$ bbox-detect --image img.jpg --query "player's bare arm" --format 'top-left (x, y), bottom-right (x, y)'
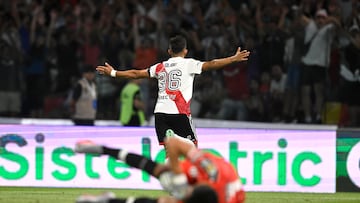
top-left (165, 134), bottom-right (196, 174)
top-left (96, 62), bottom-right (150, 79)
top-left (201, 47), bottom-right (250, 71)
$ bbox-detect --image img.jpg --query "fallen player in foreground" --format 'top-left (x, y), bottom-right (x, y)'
top-left (74, 130), bottom-right (245, 203)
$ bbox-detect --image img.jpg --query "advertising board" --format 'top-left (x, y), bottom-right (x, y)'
top-left (336, 129), bottom-right (360, 192)
top-left (0, 125), bottom-right (336, 192)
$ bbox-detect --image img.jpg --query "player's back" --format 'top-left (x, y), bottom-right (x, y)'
top-left (149, 57), bottom-right (203, 115)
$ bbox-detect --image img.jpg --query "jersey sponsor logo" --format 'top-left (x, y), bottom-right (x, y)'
top-left (158, 95), bottom-right (176, 100)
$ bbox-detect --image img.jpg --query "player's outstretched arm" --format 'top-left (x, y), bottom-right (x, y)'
top-left (161, 133), bottom-right (197, 200)
top-left (96, 62), bottom-right (150, 79)
top-left (202, 47), bottom-right (250, 71)
top-left (165, 132), bottom-right (196, 174)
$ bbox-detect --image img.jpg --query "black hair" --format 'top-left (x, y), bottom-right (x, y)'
top-left (169, 35), bottom-right (187, 54)
top-left (185, 185), bottom-right (218, 203)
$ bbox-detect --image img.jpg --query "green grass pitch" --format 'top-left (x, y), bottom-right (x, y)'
top-left (0, 187), bottom-right (360, 203)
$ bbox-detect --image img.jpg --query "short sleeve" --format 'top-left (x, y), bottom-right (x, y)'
top-left (148, 63), bottom-right (158, 78)
top-left (188, 59), bottom-right (204, 75)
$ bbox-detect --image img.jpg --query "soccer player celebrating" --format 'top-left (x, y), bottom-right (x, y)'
top-left (96, 35), bottom-right (250, 150)
top-left (74, 129), bottom-right (245, 203)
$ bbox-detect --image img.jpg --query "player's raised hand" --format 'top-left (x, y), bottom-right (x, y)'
top-left (96, 62), bottom-right (114, 76)
top-left (234, 47), bottom-right (250, 62)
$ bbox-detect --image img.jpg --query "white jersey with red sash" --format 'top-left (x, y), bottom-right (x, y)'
top-left (149, 57), bottom-right (203, 115)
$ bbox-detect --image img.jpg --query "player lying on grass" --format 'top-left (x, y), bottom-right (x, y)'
top-left (74, 130), bottom-right (245, 203)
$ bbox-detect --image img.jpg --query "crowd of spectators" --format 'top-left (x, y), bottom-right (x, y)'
top-left (0, 0), bottom-right (359, 127)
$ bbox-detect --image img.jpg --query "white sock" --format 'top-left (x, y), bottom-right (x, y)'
top-left (118, 150), bottom-right (128, 161)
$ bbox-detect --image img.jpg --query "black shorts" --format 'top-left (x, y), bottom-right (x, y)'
top-left (154, 113), bottom-right (197, 145)
top-left (301, 64), bottom-right (327, 86)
